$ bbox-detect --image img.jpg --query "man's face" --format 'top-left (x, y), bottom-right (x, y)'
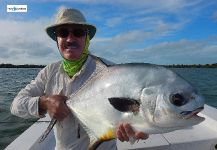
top-left (55, 25), bottom-right (87, 60)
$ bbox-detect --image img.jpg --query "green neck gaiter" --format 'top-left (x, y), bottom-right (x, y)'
top-left (62, 35), bottom-right (90, 77)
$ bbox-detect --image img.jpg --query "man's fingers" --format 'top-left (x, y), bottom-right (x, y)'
top-left (117, 130), bottom-right (124, 142)
top-left (123, 123), bottom-right (135, 137)
top-left (118, 123), bottom-right (129, 141)
top-left (63, 96), bottom-right (68, 102)
top-left (135, 132), bottom-right (149, 140)
top-left (117, 123), bottom-right (149, 142)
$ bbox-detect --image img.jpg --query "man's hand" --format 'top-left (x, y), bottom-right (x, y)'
top-left (116, 123), bottom-right (149, 142)
top-left (39, 95), bottom-right (70, 121)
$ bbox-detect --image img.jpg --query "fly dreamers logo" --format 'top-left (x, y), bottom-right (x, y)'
top-left (7, 5), bottom-right (27, 13)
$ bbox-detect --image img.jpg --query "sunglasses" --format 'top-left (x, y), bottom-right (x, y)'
top-left (55, 28), bottom-right (88, 38)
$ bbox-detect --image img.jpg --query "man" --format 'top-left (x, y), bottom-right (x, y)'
top-left (11, 8), bottom-right (148, 149)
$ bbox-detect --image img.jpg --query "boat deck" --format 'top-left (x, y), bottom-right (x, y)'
top-left (5, 104), bottom-right (217, 150)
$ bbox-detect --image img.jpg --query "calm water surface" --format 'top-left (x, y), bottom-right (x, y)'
top-left (0, 68), bottom-right (41, 150)
top-left (172, 68), bottom-right (217, 108)
top-left (0, 68), bottom-right (216, 149)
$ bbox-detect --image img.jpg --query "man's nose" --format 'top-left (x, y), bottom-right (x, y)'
top-left (66, 32), bottom-right (75, 41)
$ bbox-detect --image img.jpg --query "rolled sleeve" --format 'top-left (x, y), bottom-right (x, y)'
top-left (11, 66), bottom-right (48, 119)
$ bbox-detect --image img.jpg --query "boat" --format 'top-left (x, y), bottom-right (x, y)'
top-left (5, 104), bottom-right (217, 150)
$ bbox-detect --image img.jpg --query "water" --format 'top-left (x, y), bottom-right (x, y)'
top-left (171, 68), bottom-right (217, 108)
top-left (0, 68), bottom-right (217, 149)
top-left (0, 68), bottom-right (41, 150)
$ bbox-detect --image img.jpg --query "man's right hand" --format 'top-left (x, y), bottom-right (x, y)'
top-left (39, 95), bottom-right (70, 121)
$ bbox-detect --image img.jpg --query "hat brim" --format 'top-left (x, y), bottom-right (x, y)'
top-left (45, 22), bottom-right (96, 41)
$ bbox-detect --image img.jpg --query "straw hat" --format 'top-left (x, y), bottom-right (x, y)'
top-left (46, 8), bottom-right (96, 41)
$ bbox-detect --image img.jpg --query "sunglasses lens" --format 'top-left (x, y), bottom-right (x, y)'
top-left (55, 28), bottom-right (86, 38)
top-left (74, 29), bottom-right (86, 37)
top-left (56, 29), bottom-right (69, 38)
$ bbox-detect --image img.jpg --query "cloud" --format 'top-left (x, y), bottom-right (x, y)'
top-left (212, 11), bottom-right (217, 22)
top-left (90, 30), bottom-right (152, 57)
top-left (90, 33), bottom-right (217, 65)
top-left (34, 0), bottom-right (210, 31)
top-left (0, 1), bottom-right (216, 65)
top-left (105, 17), bottom-right (123, 27)
top-left (111, 38), bottom-right (217, 64)
top-left (0, 19), bottom-right (60, 65)
top-left (37, 0), bottom-right (206, 13)
top-left (0, 47), bottom-right (11, 58)
top-left (90, 18), bottom-right (187, 58)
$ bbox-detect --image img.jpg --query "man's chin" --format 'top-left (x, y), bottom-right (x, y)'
top-left (63, 53), bottom-right (81, 61)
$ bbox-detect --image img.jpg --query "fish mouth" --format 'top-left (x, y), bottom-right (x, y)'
top-left (180, 107), bottom-right (204, 119)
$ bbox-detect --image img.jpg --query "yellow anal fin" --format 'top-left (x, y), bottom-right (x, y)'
top-left (100, 128), bottom-right (115, 141)
top-left (88, 129), bottom-right (115, 150)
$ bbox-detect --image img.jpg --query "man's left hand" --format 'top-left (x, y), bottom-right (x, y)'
top-left (116, 123), bottom-right (149, 142)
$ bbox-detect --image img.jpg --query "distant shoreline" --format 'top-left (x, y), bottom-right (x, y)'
top-left (0, 64), bottom-right (45, 68)
top-left (0, 63), bottom-right (217, 68)
top-left (164, 63), bottom-right (217, 68)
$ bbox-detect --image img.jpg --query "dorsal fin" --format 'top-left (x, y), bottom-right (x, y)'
top-left (89, 54), bottom-right (114, 67)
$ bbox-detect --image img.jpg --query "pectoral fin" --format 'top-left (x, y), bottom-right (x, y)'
top-left (108, 97), bottom-right (140, 114)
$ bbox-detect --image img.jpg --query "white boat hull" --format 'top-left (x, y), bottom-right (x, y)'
top-left (5, 104), bottom-right (217, 150)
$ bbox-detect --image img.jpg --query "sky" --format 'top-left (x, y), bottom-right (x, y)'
top-left (0, 0), bottom-right (217, 65)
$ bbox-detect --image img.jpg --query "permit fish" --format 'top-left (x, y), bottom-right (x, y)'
top-left (66, 63), bottom-right (205, 150)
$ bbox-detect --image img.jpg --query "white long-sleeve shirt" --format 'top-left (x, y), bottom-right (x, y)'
top-left (11, 55), bottom-right (117, 150)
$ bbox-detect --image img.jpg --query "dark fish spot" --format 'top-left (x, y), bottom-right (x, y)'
top-left (108, 97), bottom-right (140, 115)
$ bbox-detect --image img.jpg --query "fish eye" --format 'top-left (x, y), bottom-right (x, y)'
top-left (170, 93), bottom-right (187, 107)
